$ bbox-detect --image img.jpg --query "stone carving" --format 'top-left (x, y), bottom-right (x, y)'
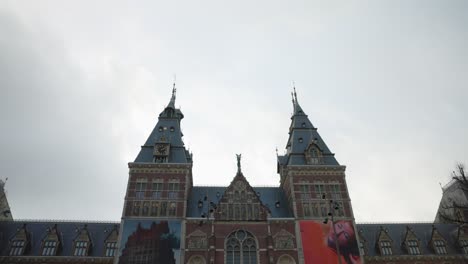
top-left (187, 230), bottom-right (207, 249)
top-left (236, 153), bottom-right (242, 173)
top-left (274, 229), bottom-right (295, 249)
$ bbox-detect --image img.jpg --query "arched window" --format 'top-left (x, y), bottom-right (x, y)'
top-left (226, 230), bottom-right (257, 264)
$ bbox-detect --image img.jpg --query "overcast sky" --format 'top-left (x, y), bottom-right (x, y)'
top-left (1, 0), bottom-right (467, 223)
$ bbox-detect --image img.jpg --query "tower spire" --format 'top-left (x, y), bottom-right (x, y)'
top-left (168, 81), bottom-right (177, 109)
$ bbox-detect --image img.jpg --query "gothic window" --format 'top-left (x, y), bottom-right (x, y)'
top-left (105, 241), bottom-right (117, 257)
top-left (9, 240), bottom-right (26, 256)
top-left (226, 230), bottom-right (257, 264)
top-left (42, 240), bottom-right (57, 256)
top-left (74, 241), bottom-right (88, 256)
top-left (152, 181), bottom-right (163, 199)
top-left (407, 240), bottom-right (420, 255)
top-left (433, 240), bottom-right (447, 254)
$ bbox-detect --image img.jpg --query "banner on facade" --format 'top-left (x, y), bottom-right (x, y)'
top-left (118, 219), bottom-right (181, 264)
top-left (300, 220), bottom-right (361, 264)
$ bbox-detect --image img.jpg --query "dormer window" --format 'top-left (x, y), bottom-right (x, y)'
top-left (39, 224), bottom-right (60, 256)
top-left (433, 240), bottom-right (447, 254)
top-left (379, 241), bottom-right (392, 255)
top-left (42, 240), bottom-right (58, 256)
top-left (9, 224), bottom-right (29, 256)
top-left (298, 137), bottom-right (303, 143)
top-left (74, 241), bottom-right (88, 256)
top-left (73, 225), bottom-right (91, 256)
top-left (158, 126), bottom-right (164, 132)
top-left (170, 126), bottom-right (175, 132)
top-left (105, 241), bottom-right (117, 257)
top-left (9, 240), bottom-right (25, 256)
top-left (301, 122), bottom-right (306, 128)
top-left (407, 240), bottom-right (420, 255)
top-left (460, 240), bottom-right (468, 254)
top-left (103, 225), bottom-right (119, 257)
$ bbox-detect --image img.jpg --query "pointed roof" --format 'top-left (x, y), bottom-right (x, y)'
top-left (134, 84), bottom-right (192, 164)
top-left (278, 87), bottom-right (339, 166)
top-left (214, 171), bottom-right (270, 221)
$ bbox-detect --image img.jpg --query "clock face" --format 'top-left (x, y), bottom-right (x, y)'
top-left (156, 144), bottom-right (168, 155)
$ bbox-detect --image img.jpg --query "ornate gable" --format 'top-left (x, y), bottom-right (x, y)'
top-left (8, 224), bottom-right (30, 256)
top-left (304, 140), bottom-right (324, 165)
top-left (214, 157), bottom-right (269, 221)
top-left (376, 226), bottom-right (393, 255)
top-left (73, 225), bottom-right (92, 256)
top-left (41, 224), bottom-right (61, 256)
top-left (402, 226), bottom-right (421, 255)
top-left (429, 225), bottom-right (448, 254)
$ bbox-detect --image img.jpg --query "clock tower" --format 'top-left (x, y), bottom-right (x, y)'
top-left (117, 84), bottom-right (193, 263)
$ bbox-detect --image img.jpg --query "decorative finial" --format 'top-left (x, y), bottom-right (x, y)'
top-left (236, 154), bottom-right (242, 173)
top-left (275, 147), bottom-right (278, 157)
top-left (293, 85), bottom-right (298, 103)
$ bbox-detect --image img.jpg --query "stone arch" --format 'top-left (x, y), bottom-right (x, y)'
top-left (187, 255), bottom-right (206, 264)
top-left (277, 254), bottom-right (296, 264)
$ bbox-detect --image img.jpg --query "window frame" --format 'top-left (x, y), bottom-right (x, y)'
top-left (9, 240), bottom-right (26, 256)
top-left (379, 240), bottom-right (393, 255)
top-left (41, 240), bottom-right (58, 256)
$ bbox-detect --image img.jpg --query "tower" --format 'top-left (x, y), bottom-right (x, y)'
top-left (118, 84), bottom-right (192, 264)
top-left (277, 88), bottom-right (359, 263)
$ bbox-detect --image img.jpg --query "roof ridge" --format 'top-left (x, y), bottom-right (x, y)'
top-left (0, 219), bottom-right (120, 224)
top-left (356, 221), bottom-right (439, 225)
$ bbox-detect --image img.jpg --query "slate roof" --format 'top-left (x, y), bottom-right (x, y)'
top-left (278, 91), bottom-right (339, 166)
top-left (0, 220), bottom-right (119, 257)
top-left (187, 186), bottom-right (294, 218)
top-left (356, 223), bottom-right (464, 256)
top-left (134, 86), bottom-right (192, 164)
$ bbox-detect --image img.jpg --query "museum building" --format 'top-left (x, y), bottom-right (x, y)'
top-left (0, 86), bottom-right (467, 264)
